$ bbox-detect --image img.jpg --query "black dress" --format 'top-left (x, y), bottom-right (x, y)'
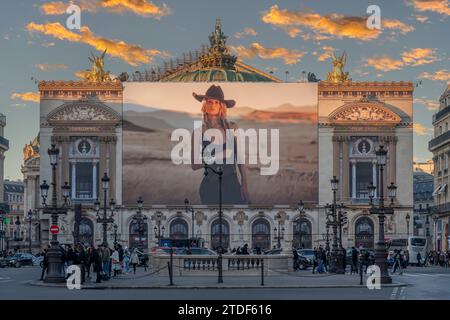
top-left (200, 139), bottom-right (247, 205)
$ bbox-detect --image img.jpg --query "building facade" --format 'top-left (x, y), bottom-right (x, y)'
top-left (2, 180), bottom-right (26, 252)
top-left (28, 21), bottom-right (414, 254)
top-left (429, 85), bottom-right (450, 252)
top-left (0, 113), bottom-right (9, 254)
top-left (413, 171), bottom-right (433, 250)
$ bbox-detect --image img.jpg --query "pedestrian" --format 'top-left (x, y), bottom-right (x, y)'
top-left (85, 246), bottom-right (93, 279)
top-left (351, 247), bottom-right (358, 274)
top-left (392, 249), bottom-right (403, 275)
top-left (312, 247), bottom-right (318, 274)
top-left (131, 249), bottom-right (139, 274)
top-left (292, 249), bottom-right (299, 271)
top-left (39, 248), bottom-right (49, 281)
top-left (241, 244), bottom-right (249, 255)
top-left (92, 245), bottom-right (103, 283)
top-left (417, 252), bottom-right (422, 267)
top-left (102, 244), bottom-right (111, 280)
top-left (111, 248), bottom-right (121, 277)
top-left (123, 247), bottom-right (131, 274)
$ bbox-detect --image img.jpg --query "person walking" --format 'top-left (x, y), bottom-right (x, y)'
top-left (92, 245), bottom-right (103, 283)
top-left (85, 246), bottom-right (93, 279)
top-left (417, 252), bottom-right (422, 267)
top-left (111, 248), bottom-right (121, 277)
top-left (292, 249), bottom-right (299, 271)
top-left (131, 249), bottom-right (139, 275)
top-left (351, 247), bottom-right (358, 274)
top-left (123, 247), bottom-right (131, 274)
top-left (312, 247), bottom-right (318, 274)
top-left (39, 248), bottom-right (49, 281)
top-left (392, 249), bottom-right (403, 275)
top-left (102, 244), bottom-right (111, 280)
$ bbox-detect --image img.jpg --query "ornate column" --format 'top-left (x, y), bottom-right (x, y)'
top-left (93, 161), bottom-right (97, 200)
top-left (71, 161), bottom-right (76, 199)
top-left (0, 154), bottom-right (4, 203)
top-left (342, 137), bottom-right (350, 201)
top-left (372, 160), bottom-right (378, 198)
top-left (351, 159), bottom-right (356, 199)
top-left (109, 137), bottom-right (117, 202)
top-left (99, 138), bottom-right (107, 202)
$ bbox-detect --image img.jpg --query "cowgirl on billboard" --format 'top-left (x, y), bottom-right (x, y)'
top-left (190, 85), bottom-right (249, 205)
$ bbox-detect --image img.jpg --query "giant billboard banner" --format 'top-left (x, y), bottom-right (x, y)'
top-left (123, 83), bottom-right (318, 206)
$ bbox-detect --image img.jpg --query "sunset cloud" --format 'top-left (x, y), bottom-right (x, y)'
top-left (11, 92), bottom-right (40, 103)
top-left (415, 97), bottom-right (440, 111)
top-left (229, 42), bottom-right (306, 65)
top-left (407, 0), bottom-right (450, 16)
top-left (261, 5), bottom-right (413, 41)
top-left (35, 63), bottom-right (68, 71)
top-left (365, 48), bottom-right (439, 71)
top-left (414, 123), bottom-right (433, 135)
top-left (317, 46), bottom-right (335, 61)
top-left (26, 22), bottom-right (169, 66)
top-left (414, 14), bottom-right (430, 23)
top-left (41, 0), bottom-right (171, 18)
top-left (419, 69), bottom-right (450, 82)
top-left (234, 27), bottom-right (258, 39)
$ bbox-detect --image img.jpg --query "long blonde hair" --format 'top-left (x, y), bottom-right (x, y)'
top-left (201, 99), bottom-right (230, 130)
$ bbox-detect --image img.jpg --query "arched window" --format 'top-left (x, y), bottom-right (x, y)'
top-left (210, 219), bottom-right (230, 251)
top-left (169, 218), bottom-right (188, 239)
top-left (252, 219), bottom-right (271, 251)
top-left (293, 218), bottom-right (312, 249)
top-left (129, 218), bottom-right (148, 250)
top-left (79, 217), bottom-right (94, 247)
top-left (355, 217), bottom-right (374, 249)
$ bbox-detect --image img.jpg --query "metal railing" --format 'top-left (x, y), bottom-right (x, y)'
top-left (0, 136), bottom-right (9, 150)
top-left (429, 130), bottom-right (450, 150)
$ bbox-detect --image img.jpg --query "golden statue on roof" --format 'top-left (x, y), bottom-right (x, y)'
top-left (83, 49), bottom-right (112, 82)
top-left (326, 51), bottom-right (349, 83)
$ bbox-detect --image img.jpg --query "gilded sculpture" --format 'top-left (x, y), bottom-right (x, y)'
top-left (83, 49), bottom-right (112, 82)
top-left (326, 51), bottom-right (350, 83)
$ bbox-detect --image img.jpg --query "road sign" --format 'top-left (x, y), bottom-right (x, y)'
top-left (50, 225), bottom-right (59, 234)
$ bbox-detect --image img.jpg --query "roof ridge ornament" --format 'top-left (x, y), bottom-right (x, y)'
top-left (326, 51), bottom-right (350, 83)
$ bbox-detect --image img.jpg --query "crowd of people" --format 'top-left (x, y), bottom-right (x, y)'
top-left (39, 243), bottom-right (147, 283)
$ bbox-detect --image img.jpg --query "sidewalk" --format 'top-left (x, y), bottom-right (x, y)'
top-left (29, 267), bottom-right (407, 289)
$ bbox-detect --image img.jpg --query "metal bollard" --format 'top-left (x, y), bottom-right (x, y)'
top-left (169, 247), bottom-right (174, 285)
top-left (261, 259), bottom-right (264, 286)
top-left (167, 261), bottom-right (173, 286)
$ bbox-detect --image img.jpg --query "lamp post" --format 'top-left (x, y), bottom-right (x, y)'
top-left (14, 216), bottom-right (22, 242)
top-left (405, 213), bottom-right (411, 237)
top-left (153, 211), bottom-right (165, 246)
top-left (203, 163), bottom-right (224, 284)
top-left (27, 210), bottom-right (32, 253)
top-left (184, 198), bottom-right (195, 241)
top-left (133, 197), bottom-right (148, 250)
top-left (326, 176), bottom-right (345, 274)
top-left (113, 224), bottom-right (119, 247)
top-left (94, 173), bottom-right (115, 247)
top-left (40, 144), bottom-right (71, 283)
top-left (367, 145), bottom-right (396, 284)
top-left (296, 200), bottom-right (305, 249)
top-left (274, 214), bottom-right (285, 249)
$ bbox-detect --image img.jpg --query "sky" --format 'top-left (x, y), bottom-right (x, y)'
top-left (0, 0), bottom-right (449, 180)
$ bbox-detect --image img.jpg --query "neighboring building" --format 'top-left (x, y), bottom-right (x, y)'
top-left (413, 171), bottom-right (433, 249)
top-left (28, 20), bottom-right (414, 254)
top-left (413, 160), bottom-right (434, 175)
top-left (3, 180), bottom-right (24, 251)
top-left (428, 84), bottom-right (450, 252)
top-left (0, 113), bottom-right (9, 254)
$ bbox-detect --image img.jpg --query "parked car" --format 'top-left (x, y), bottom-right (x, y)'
top-left (5, 253), bottom-right (35, 267)
top-left (178, 247), bottom-right (217, 255)
top-left (297, 249), bottom-right (315, 264)
top-left (263, 249), bottom-right (283, 255)
top-left (32, 255), bottom-right (44, 267)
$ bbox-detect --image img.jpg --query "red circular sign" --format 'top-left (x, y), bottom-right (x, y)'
top-left (50, 225), bottom-right (59, 234)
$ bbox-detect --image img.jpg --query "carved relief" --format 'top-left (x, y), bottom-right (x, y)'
top-left (48, 102), bottom-right (120, 122)
top-left (233, 211), bottom-right (248, 225)
top-left (194, 211), bottom-right (206, 226)
top-left (330, 103), bottom-right (401, 123)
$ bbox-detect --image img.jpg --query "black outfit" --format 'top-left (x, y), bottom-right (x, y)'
top-left (351, 248), bottom-right (358, 274)
top-left (200, 139), bottom-right (247, 205)
top-left (92, 249), bottom-right (102, 283)
top-left (40, 252), bottom-right (48, 281)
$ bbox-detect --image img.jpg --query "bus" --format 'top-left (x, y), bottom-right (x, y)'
top-left (386, 236), bottom-right (427, 265)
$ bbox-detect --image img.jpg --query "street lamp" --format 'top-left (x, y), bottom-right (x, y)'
top-left (132, 197), bottom-right (148, 250)
top-left (368, 145), bottom-right (396, 284)
top-left (39, 144), bottom-right (71, 283)
top-left (94, 172), bottom-right (115, 247)
top-left (27, 210), bottom-right (32, 253)
top-left (203, 162), bottom-right (224, 284)
top-left (274, 212), bottom-right (285, 249)
top-left (326, 176), bottom-right (345, 274)
top-left (296, 200), bottom-right (305, 249)
top-left (112, 224), bottom-right (120, 247)
top-left (405, 213), bottom-right (411, 237)
top-left (153, 211), bottom-right (165, 246)
top-left (184, 198), bottom-right (195, 241)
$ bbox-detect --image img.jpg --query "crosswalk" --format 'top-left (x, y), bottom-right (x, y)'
top-left (392, 273), bottom-right (450, 278)
top-left (0, 276), bottom-right (13, 283)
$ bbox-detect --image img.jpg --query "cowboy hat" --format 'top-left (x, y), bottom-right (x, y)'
top-left (192, 85), bottom-right (235, 108)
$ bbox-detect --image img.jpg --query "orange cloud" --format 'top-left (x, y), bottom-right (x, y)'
top-left (415, 97), bottom-right (440, 111)
top-left (317, 46), bottom-right (335, 61)
top-left (11, 92), bottom-right (40, 103)
top-left (234, 27), bottom-right (258, 39)
top-left (414, 123), bottom-right (433, 135)
top-left (365, 48), bottom-right (438, 71)
top-left (35, 63), bottom-right (68, 71)
top-left (230, 42), bottom-right (306, 65)
top-left (261, 5), bottom-right (413, 41)
top-left (26, 22), bottom-right (168, 66)
top-left (414, 15), bottom-right (430, 23)
top-left (41, 1), bottom-right (97, 14)
top-left (99, 0), bottom-right (171, 18)
top-left (407, 0), bottom-right (450, 16)
top-left (419, 69), bottom-right (450, 82)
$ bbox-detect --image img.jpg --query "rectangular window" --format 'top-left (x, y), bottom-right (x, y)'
top-left (71, 162), bottom-right (98, 199)
top-left (350, 162), bottom-right (374, 199)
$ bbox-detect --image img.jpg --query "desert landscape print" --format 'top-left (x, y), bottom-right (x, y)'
top-left (123, 83), bottom-right (318, 206)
